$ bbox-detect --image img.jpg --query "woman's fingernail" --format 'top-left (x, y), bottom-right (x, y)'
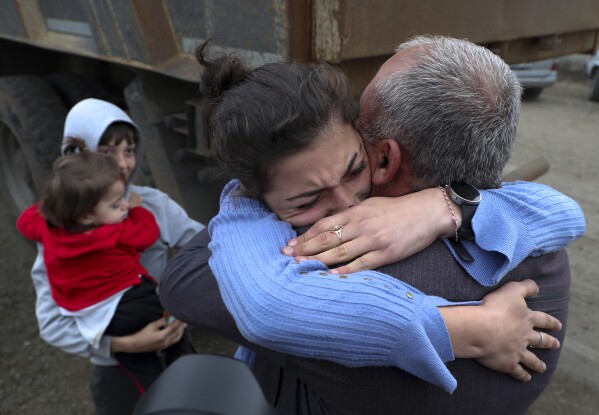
top-left (287, 239), bottom-right (297, 247)
top-left (282, 246), bottom-right (293, 255)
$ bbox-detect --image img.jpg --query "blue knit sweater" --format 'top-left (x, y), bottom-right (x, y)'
top-left (450, 181), bottom-right (586, 285)
top-left (208, 180), bottom-right (585, 393)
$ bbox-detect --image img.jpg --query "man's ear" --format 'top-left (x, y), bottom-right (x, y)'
top-left (371, 139), bottom-right (401, 186)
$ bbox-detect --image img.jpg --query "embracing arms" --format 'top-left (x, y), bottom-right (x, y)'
top-left (285, 181), bottom-right (586, 283)
top-left (166, 180), bottom-right (562, 392)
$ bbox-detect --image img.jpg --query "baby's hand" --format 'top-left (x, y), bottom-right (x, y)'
top-left (129, 192), bottom-right (143, 209)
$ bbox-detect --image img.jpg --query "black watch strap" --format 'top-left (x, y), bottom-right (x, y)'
top-left (458, 203), bottom-right (477, 241)
top-left (449, 238), bottom-right (474, 263)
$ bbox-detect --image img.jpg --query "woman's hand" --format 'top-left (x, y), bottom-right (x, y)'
top-left (282, 188), bottom-right (460, 273)
top-left (111, 317), bottom-right (185, 353)
top-left (441, 279), bottom-right (562, 382)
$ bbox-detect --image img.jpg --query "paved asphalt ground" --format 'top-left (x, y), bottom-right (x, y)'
top-left (0, 60), bottom-right (597, 414)
top-left (507, 73), bottom-right (599, 415)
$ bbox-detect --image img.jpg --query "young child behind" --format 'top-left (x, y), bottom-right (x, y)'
top-left (17, 142), bottom-right (193, 380)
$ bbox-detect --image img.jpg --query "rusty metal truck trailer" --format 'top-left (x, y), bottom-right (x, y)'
top-left (1, 0), bottom-right (598, 223)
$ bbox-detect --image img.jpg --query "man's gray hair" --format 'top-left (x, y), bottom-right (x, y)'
top-left (362, 35), bottom-right (522, 189)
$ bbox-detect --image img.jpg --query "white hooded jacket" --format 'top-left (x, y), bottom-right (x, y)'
top-left (32, 98), bottom-right (204, 365)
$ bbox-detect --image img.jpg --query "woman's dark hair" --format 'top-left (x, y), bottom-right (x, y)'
top-left (98, 122), bottom-right (138, 147)
top-left (196, 41), bottom-right (356, 199)
top-left (40, 147), bottom-right (125, 232)
top-left (62, 122), bottom-right (137, 155)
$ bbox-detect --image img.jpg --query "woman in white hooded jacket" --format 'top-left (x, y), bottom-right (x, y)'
top-left (30, 98), bottom-right (204, 415)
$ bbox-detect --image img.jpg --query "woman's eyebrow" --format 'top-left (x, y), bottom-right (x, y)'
top-left (342, 148), bottom-right (360, 177)
top-left (341, 142), bottom-right (364, 177)
top-left (343, 153), bottom-right (358, 177)
top-left (286, 144), bottom-right (363, 202)
top-left (286, 188), bottom-right (321, 201)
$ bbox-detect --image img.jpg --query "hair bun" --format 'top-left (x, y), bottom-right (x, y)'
top-left (196, 40), bottom-right (249, 100)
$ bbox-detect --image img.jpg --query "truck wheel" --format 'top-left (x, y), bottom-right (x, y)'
top-left (590, 71), bottom-right (599, 102)
top-left (0, 76), bottom-right (67, 219)
top-left (46, 73), bottom-right (122, 108)
top-left (522, 87), bottom-right (544, 100)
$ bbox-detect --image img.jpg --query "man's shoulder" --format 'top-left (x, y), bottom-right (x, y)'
top-left (373, 240), bottom-right (480, 299)
top-left (507, 249), bottom-right (570, 289)
top-left (181, 227), bottom-right (211, 251)
top-left (162, 227), bottom-right (212, 280)
top-left (374, 242), bottom-right (570, 300)
top-left (375, 240), bottom-right (460, 277)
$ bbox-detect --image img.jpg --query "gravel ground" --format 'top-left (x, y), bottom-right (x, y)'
top-left (1, 77), bottom-right (597, 414)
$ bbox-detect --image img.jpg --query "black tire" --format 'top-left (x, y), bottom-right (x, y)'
top-left (46, 72), bottom-right (123, 109)
top-left (522, 87), bottom-right (544, 101)
top-left (0, 76), bottom-right (67, 219)
top-left (590, 70), bottom-right (599, 102)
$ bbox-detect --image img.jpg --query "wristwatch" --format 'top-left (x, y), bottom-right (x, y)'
top-left (445, 182), bottom-right (481, 241)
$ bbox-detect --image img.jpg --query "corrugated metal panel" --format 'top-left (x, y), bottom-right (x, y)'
top-left (1, 0), bottom-right (598, 81)
top-left (313, 0), bottom-right (599, 62)
top-left (89, 0), bottom-right (150, 62)
top-left (39, 0), bottom-right (88, 21)
top-left (0, 1), bottom-right (27, 37)
top-left (168, 0), bottom-right (290, 68)
top-left (0, 0), bottom-right (295, 80)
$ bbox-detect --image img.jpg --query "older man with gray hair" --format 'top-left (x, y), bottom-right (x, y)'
top-left (273, 35), bottom-right (579, 414)
top-left (362, 35), bottom-right (520, 190)
top-left (160, 36), bottom-right (585, 414)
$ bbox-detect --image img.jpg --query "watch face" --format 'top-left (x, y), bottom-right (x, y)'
top-left (451, 182), bottom-right (481, 203)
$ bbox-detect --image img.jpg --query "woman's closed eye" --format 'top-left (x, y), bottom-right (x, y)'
top-left (297, 194), bottom-right (322, 210)
top-left (350, 160), bottom-right (367, 177)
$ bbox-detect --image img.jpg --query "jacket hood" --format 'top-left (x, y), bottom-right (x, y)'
top-left (61, 98), bottom-right (143, 181)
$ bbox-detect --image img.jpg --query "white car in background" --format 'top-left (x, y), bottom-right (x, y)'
top-left (510, 59), bottom-right (558, 100)
top-left (586, 50), bottom-right (599, 102)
